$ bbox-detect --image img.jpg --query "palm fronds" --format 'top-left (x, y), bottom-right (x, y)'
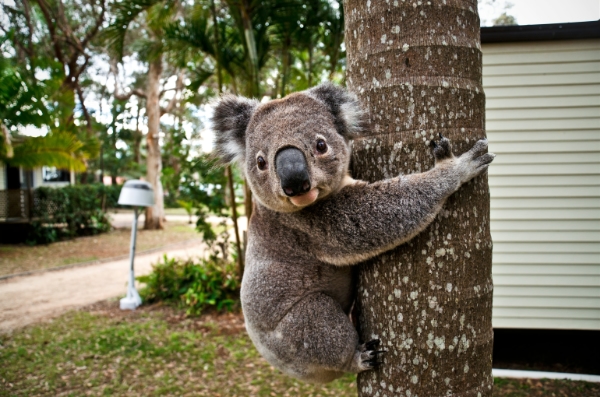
top-left (7, 132), bottom-right (89, 172)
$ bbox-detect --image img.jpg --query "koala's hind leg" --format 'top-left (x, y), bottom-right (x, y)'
top-left (269, 293), bottom-right (383, 383)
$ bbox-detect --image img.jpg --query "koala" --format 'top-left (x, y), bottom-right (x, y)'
top-left (212, 83), bottom-right (495, 383)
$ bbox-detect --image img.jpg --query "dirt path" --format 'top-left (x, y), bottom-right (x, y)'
top-left (0, 244), bottom-right (206, 333)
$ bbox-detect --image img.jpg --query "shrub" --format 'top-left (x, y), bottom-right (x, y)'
top-left (27, 184), bottom-right (114, 244)
top-left (102, 184), bottom-right (122, 209)
top-left (137, 255), bottom-right (240, 315)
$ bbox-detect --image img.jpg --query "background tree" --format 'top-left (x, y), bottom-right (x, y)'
top-left (344, 0), bottom-right (494, 396)
top-left (105, 0), bottom-right (186, 229)
top-left (1, 0), bottom-right (104, 171)
top-left (3, 0), bottom-right (106, 133)
top-left (478, 0), bottom-right (518, 26)
top-left (0, 27), bottom-right (92, 171)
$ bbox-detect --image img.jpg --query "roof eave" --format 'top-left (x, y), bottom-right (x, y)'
top-left (481, 20), bottom-right (600, 43)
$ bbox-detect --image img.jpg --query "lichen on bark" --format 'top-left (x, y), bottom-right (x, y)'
top-left (344, 1), bottom-right (494, 396)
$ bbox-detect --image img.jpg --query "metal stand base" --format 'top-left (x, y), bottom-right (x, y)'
top-left (120, 208), bottom-right (142, 311)
top-left (120, 284), bottom-right (142, 310)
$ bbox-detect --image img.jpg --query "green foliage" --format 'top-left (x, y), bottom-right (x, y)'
top-left (103, 0), bottom-right (161, 60)
top-left (2, 0), bottom-right (104, 152)
top-left (8, 132), bottom-right (89, 171)
top-left (0, 37), bottom-right (94, 168)
top-left (493, 12), bottom-right (518, 26)
top-left (137, 255), bottom-right (240, 315)
top-left (103, 184), bottom-right (124, 209)
top-left (94, 97), bottom-right (146, 183)
top-left (177, 199), bottom-right (195, 224)
top-left (0, 48), bottom-right (50, 132)
top-left (28, 184), bottom-right (118, 244)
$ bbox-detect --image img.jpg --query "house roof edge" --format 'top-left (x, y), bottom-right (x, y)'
top-left (481, 20), bottom-right (600, 43)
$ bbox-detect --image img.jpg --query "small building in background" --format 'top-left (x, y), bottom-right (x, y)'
top-left (0, 162), bottom-right (75, 224)
top-left (482, 20), bottom-right (600, 332)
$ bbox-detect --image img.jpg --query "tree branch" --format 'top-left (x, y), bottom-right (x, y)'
top-left (35, 0), bottom-right (65, 64)
top-left (82, 0), bottom-right (106, 50)
top-left (22, 0), bottom-right (36, 59)
top-left (76, 86), bottom-right (93, 135)
top-left (159, 87), bottom-right (179, 96)
top-left (63, 53), bottom-right (90, 91)
top-left (114, 89), bottom-right (148, 101)
top-left (55, 0), bottom-right (82, 53)
top-left (111, 59), bottom-right (147, 100)
top-left (160, 71), bottom-right (185, 116)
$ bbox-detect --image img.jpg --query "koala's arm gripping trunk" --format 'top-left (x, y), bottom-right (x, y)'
top-left (296, 136), bottom-right (494, 266)
top-left (299, 166), bottom-right (462, 266)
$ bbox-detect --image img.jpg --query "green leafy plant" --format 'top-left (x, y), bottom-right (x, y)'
top-left (27, 184), bottom-right (116, 245)
top-left (137, 255), bottom-right (240, 316)
top-left (177, 199), bottom-right (195, 224)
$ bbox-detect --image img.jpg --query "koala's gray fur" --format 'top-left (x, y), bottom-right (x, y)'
top-left (212, 83), bottom-right (495, 383)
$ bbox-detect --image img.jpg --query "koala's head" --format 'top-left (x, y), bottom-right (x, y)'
top-left (212, 83), bottom-right (366, 213)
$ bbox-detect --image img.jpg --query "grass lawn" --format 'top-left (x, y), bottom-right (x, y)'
top-left (0, 302), bottom-right (356, 397)
top-left (1, 302), bottom-right (598, 397)
top-left (0, 223), bottom-right (200, 278)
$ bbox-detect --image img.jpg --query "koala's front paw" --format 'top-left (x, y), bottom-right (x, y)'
top-left (457, 138), bottom-right (496, 183)
top-left (356, 339), bottom-right (386, 371)
top-left (429, 133), bottom-right (453, 162)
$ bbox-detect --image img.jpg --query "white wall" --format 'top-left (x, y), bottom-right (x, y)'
top-left (32, 167), bottom-right (43, 188)
top-left (483, 39), bottom-right (600, 330)
top-left (0, 162), bottom-right (5, 190)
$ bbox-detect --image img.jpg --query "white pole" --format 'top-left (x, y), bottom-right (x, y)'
top-left (120, 208), bottom-right (142, 310)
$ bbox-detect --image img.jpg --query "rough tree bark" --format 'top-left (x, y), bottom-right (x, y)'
top-left (144, 57), bottom-right (165, 230)
top-left (344, 1), bottom-right (494, 396)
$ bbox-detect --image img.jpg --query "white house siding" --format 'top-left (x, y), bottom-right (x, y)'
top-left (0, 162), bottom-right (5, 190)
top-left (33, 167), bottom-right (43, 188)
top-left (483, 39), bottom-right (600, 330)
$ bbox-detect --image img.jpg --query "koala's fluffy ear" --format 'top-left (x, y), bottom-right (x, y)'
top-left (212, 95), bottom-right (259, 165)
top-left (307, 82), bottom-right (366, 139)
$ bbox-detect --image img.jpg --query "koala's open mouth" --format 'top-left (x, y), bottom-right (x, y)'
top-left (289, 188), bottom-right (319, 207)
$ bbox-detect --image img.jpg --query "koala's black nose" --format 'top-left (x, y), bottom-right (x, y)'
top-left (275, 147), bottom-right (311, 197)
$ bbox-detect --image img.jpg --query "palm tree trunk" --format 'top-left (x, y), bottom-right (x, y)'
top-left (211, 1), bottom-right (244, 278)
top-left (144, 56), bottom-right (165, 230)
top-left (238, 0), bottom-right (257, 222)
top-left (240, 0), bottom-right (259, 97)
top-left (133, 98), bottom-right (143, 165)
top-left (210, 0), bottom-right (223, 92)
top-left (280, 35), bottom-right (291, 98)
top-left (307, 42), bottom-right (314, 87)
top-left (344, 1), bottom-right (494, 396)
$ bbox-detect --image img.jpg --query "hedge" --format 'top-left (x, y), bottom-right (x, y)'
top-left (27, 184), bottom-right (122, 244)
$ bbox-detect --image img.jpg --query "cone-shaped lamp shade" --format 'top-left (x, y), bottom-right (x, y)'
top-left (118, 180), bottom-right (154, 207)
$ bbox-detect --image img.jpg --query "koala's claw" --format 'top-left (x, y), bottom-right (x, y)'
top-left (429, 133), bottom-right (453, 161)
top-left (364, 358), bottom-right (384, 369)
top-left (364, 339), bottom-right (380, 350)
top-left (362, 350), bottom-right (386, 369)
top-left (356, 340), bottom-right (386, 371)
top-left (457, 138), bottom-right (496, 182)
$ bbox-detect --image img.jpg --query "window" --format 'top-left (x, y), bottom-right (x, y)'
top-left (42, 167), bottom-right (70, 183)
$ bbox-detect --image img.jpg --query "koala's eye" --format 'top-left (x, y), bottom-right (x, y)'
top-left (257, 156), bottom-right (267, 170)
top-left (316, 139), bottom-right (328, 154)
